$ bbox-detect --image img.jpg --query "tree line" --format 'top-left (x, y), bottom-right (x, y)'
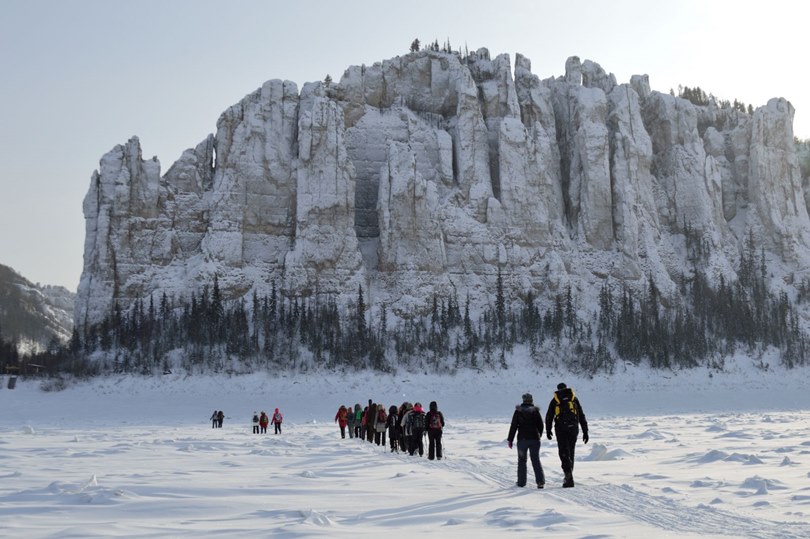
top-left (5, 228), bottom-right (807, 379)
top-left (671, 85), bottom-right (754, 114)
top-left (0, 319), bottom-right (21, 374)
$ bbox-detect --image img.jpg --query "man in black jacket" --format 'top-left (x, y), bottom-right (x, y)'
top-left (545, 383), bottom-right (589, 488)
top-left (425, 401), bottom-right (445, 460)
top-left (507, 392), bottom-right (545, 488)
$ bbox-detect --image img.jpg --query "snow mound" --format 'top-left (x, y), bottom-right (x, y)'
top-left (740, 476), bottom-right (787, 491)
top-left (583, 443), bottom-right (631, 461)
top-left (301, 509), bottom-right (333, 526)
top-left (629, 428), bottom-right (672, 440)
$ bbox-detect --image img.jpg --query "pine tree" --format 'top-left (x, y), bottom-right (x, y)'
top-left (598, 282), bottom-right (613, 338)
top-left (379, 303), bottom-right (387, 342)
top-left (211, 275), bottom-right (224, 343)
top-left (564, 285), bottom-right (576, 336)
top-left (356, 284), bottom-right (367, 344)
top-left (496, 267), bottom-right (505, 337)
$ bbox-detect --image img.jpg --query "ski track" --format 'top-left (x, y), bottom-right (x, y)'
top-left (546, 483), bottom-right (810, 539)
top-left (374, 436), bottom-right (810, 539)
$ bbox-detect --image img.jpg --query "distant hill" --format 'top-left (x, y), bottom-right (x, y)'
top-left (0, 264), bottom-right (75, 353)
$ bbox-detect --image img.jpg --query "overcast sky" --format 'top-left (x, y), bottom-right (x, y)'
top-left (1, 0), bottom-right (807, 290)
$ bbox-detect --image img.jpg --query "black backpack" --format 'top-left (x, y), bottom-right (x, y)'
top-left (409, 411), bottom-right (426, 430)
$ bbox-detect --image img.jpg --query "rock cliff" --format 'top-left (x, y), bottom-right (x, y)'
top-left (76, 49), bottom-right (810, 328)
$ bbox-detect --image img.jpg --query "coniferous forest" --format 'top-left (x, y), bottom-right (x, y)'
top-left (5, 227), bottom-right (807, 379)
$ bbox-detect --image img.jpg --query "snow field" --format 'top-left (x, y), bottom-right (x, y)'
top-left (1, 361), bottom-right (809, 537)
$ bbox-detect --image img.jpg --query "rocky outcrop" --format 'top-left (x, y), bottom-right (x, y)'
top-left (75, 49), bottom-right (810, 329)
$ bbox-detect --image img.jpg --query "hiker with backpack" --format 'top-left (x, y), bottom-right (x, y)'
top-left (545, 383), bottom-right (589, 488)
top-left (335, 405), bottom-right (349, 438)
top-left (259, 411), bottom-right (269, 434)
top-left (353, 404), bottom-right (363, 439)
top-left (425, 401), bottom-right (445, 460)
top-left (386, 405), bottom-right (401, 452)
top-left (405, 402), bottom-right (426, 456)
top-left (507, 392), bottom-right (546, 488)
top-left (252, 412), bottom-right (260, 434)
top-left (272, 408), bottom-right (283, 434)
top-left (360, 406), bottom-right (369, 440)
top-left (374, 403), bottom-right (388, 446)
top-left (398, 402), bottom-right (412, 452)
top-left (210, 410), bottom-right (219, 428)
top-left (366, 402), bottom-right (378, 443)
top-left (345, 404), bottom-right (356, 438)
top-left (217, 410), bottom-right (224, 428)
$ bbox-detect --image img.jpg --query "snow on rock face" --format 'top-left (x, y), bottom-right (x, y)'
top-left (284, 82), bottom-right (365, 301)
top-left (748, 98), bottom-right (810, 262)
top-left (76, 50), bottom-right (810, 327)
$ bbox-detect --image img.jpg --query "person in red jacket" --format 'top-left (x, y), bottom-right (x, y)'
top-left (272, 408), bottom-right (283, 434)
top-left (259, 411), bottom-right (269, 434)
top-left (335, 405), bottom-right (349, 438)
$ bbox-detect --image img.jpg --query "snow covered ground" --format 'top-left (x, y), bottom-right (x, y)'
top-left (1, 357), bottom-right (810, 538)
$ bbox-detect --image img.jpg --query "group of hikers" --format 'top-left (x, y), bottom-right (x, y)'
top-left (507, 383), bottom-right (589, 488)
top-left (209, 410), bottom-right (225, 428)
top-left (332, 382), bottom-right (589, 489)
top-left (251, 409), bottom-right (284, 434)
top-left (209, 382), bottom-right (588, 489)
top-left (334, 399), bottom-right (446, 460)
top-left (208, 409), bottom-right (284, 433)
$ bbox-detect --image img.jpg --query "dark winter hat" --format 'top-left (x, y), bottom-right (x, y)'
top-left (522, 392), bottom-right (533, 404)
top-left (429, 401), bottom-right (437, 411)
top-left (557, 383), bottom-right (567, 390)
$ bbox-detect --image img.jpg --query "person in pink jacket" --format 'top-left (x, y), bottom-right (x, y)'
top-left (272, 408), bottom-right (283, 434)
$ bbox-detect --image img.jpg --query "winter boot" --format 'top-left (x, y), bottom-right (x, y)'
top-left (562, 471), bottom-right (574, 488)
top-left (537, 482), bottom-right (544, 489)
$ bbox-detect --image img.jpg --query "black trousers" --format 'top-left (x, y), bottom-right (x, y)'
top-left (409, 429), bottom-right (424, 456)
top-left (427, 429), bottom-right (443, 460)
top-left (516, 439), bottom-right (544, 486)
top-left (374, 430), bottom-right (386, 446)
top-left (555, 427), bottom-right (579, 473)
